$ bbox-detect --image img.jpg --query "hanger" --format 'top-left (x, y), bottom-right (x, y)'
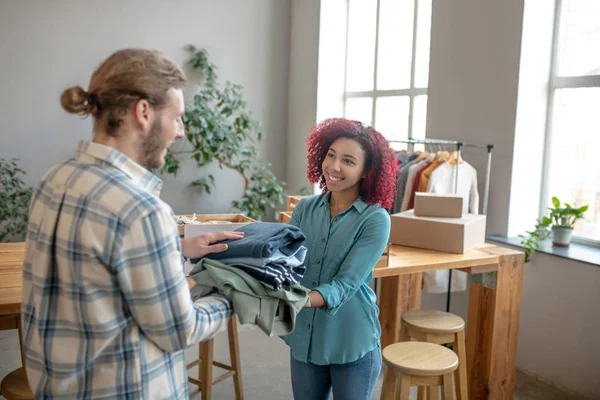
top-left (413, 150), bottom-right (429, 162)
top-left (448, 151), bottom-right (464, 164)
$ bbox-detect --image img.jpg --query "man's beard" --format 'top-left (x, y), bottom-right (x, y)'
top-left (139, 117), bottom-right (168, 169)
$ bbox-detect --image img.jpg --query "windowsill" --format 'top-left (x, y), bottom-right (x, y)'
top-left (486, 235), bottom-right (600, 267)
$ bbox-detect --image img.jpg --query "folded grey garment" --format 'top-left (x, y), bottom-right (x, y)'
top-left (190, 284), bottom-right (217, 302)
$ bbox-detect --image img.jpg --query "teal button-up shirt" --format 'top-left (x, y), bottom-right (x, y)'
top-left (281, 193), bottom-right (391, 365)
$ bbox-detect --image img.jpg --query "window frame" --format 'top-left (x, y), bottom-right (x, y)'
top-left (341, 0), bottom-right (429, 139)
top-left (540, 0), bottom-right (600, 246)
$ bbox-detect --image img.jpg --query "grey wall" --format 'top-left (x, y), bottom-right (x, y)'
top-left (285, 0), bottom-right (320, 193)
top-left (0, 0), bottom-right (290, 215)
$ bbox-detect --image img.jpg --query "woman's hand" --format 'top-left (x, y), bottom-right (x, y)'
top-left (181, 231), bottom-right (245, 259)
top-left (307, 290), bottom-right (326, 308)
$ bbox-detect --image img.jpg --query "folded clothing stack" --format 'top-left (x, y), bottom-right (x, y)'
top-left (189, 259), bottom-right (310, 336)
top-left (188, 222), bottom-right (310, 335)
top-left (190, 222), bottom-right (307, 289)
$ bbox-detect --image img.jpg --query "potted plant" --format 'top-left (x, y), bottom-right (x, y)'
top-left (158, 45), bottom-right (286, 221)
top-left (0, 158), bottom-right (33, 242)
top-left (518, 217), bottom-right (551, 263)
top-left (519, 196), bottom-right (588, 261)
top-left (548, 196), bottom-right (588, 247)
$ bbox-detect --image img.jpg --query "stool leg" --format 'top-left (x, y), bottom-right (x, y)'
top-left (454, 330), bottom-right (468, 400)
top-left (200, 339), bottom-right (214, 400)
top-left (427, 386), bottom-right (439, 400)
top-left (380, 366), bottom-right (397, 400)
top-left (227, 316), bottom-right (243, 400)
top-left (17, 316), bottom-right (25, 368)
top-left (417, 386), bottom-right (428, 400)
top-left (442, 373), bottom-right (454, 400)
top-left (395, 372), bottom-right (411, 400)
top-left (399, 323), bottom-right (410, 342)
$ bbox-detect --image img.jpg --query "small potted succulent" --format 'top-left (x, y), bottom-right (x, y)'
top-left (548, 196), bottom-right (588, 247)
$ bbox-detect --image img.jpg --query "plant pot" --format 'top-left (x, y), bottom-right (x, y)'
top-left (552, 227), bottom-right (573, 247)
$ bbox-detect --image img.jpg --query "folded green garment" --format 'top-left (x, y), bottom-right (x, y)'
top-left (189, 258), bottom-right (310, 336)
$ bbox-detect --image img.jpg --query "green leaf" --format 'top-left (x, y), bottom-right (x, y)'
top-left (551, 196), bottom-right (560, 208)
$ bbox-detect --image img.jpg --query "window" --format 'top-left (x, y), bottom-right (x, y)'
top-left (341, 0), bottom-right (432, 148)
top-left (543, 0), bottom-right (600, 243)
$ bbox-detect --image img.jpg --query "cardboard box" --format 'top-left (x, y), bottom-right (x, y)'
top-left (389, 210), bottom-right (486, 254)
top-left (414, 192), bottom-right (463, 218)
top-left (177, 214), bottom-right (255, 237)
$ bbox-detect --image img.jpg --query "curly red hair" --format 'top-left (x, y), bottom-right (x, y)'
top-left (306, 118), bottom-right (398, 209)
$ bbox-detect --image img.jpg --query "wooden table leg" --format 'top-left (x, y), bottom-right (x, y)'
top-left (378, 273), bottom-right (422, 349)
top-left (466, 249), bottom-right (524, 399)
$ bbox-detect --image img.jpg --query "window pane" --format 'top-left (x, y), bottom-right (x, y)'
top-left (346, 0), bottom-right (377, 91)
top-left (557, 0), bottom-right (600, 76)
top-left (376, 0), bottom-right (414, 90)
top-left (374, 96), bottom-right (409, 141)
top-left (414, 0), bottom-right (432, 88)
top-left (546, 88), bottom-right (600, 241)
top-left (412, 95), bottom-right (428, 140)
top-left (345, 97), bottom-right (373, 125)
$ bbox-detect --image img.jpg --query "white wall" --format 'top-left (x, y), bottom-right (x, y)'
top-left (285, 0), bottom-right (320, 193)
top-left (0, 0), bottom-right (291, 215)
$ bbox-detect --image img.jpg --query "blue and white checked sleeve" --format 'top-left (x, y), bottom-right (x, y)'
top-left (115, 208), bottom-right (232, 351)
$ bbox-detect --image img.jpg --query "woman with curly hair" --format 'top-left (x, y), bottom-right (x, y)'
top-left (281, 118), bottom-right (398, 399)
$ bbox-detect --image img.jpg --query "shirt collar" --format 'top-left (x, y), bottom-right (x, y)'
top-left (318, 192), bottom-right (368, 214)
top-left (75, 140), bottom-right (163, 196)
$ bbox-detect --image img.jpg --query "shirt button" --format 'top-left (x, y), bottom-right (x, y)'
top-left (333, 217), bottom-right (338, 222)
top-left (321, 238), bottom-right (326, 243)
top-left (312, 281), bottom-right (317, 287)
top-left (316, 259), bottom-right (321, 264)
top-left (307, 324), bottom-right (311, 329)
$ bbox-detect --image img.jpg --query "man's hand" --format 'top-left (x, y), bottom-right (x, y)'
top-left (181, 231), bottom-right (245, 259)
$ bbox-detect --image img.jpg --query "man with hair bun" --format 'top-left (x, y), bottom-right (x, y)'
top-left (21, 48), bottom-right (243, 399)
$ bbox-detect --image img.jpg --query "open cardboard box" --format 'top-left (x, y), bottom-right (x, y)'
top-left (286, 195), bottom-right (305, 211)
top-left (278, 211), bottom-right (293, 224)
top-left (177, 213), bottom-right (255, 237)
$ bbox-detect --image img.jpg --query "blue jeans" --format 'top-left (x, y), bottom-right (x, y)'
top-left (290, 348), bottom-right (382, 400)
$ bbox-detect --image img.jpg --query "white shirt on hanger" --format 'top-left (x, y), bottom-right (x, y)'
top-left (426, 160), bottom-right (479, 214)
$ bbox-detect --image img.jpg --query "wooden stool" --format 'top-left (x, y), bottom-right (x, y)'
top-left (0, 368), bottom-right (34, 400)
top-left (382, 342), bottom-right (457, 400)
top-left (399, 310), bottom-right (468, 400)
top-left (187, 315), bottom-right (243, 400)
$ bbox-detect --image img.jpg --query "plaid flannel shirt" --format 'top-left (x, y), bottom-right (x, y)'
top-left (21, 141), bottom-right (232, 399)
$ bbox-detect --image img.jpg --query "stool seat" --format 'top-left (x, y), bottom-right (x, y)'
top-left (383, 341), bottom-right (458, 377)
top-left (0, 367), bottom-right (34, 400)
top-left (402, 309), bottom-right (465, 333)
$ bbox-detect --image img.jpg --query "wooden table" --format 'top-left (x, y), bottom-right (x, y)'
top-left (0, 241), bottom-right (524, 399)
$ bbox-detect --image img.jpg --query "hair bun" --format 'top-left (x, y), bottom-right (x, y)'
top-left (60, 86), bottom-right (97, 116)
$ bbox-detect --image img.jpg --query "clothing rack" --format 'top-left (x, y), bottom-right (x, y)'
top-left (388, 138), bottom-right (495, 313)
